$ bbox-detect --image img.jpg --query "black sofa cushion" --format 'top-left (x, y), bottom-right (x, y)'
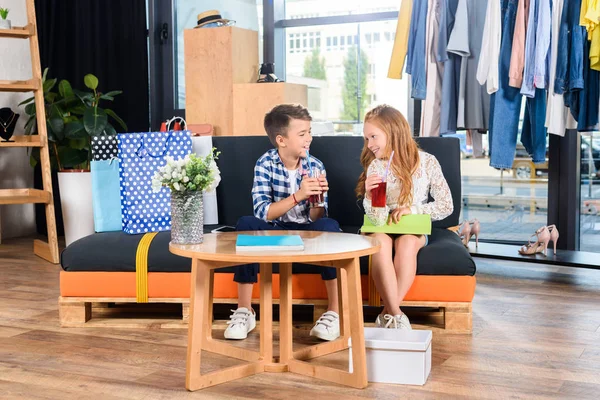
top-left (61, 228), bottom-right (475, 276)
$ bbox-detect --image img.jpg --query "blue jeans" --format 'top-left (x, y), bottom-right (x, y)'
top-left (233, 216), bottom-right (340, 283)
top-left (406, 0), bottom-right (428, 100)
top-left (489, 0), bottom-right (547, 169)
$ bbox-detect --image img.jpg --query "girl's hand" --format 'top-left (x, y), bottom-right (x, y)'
top-left (388, 206), bottom-right (411, 225)
top-left (365, 174), bottom-right (382, 199)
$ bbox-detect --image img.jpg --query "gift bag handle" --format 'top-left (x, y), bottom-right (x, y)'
top-left (135, 132), bottom-right (175, 159)
top-left (167, 116), bottom-right (187, 131)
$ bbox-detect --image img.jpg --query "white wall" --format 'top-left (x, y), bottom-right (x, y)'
top-left (0, 0), bottom-right (37, 239)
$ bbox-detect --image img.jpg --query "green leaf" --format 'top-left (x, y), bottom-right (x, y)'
top-left (49, 117), bottom-right (64, 136)
top-left (64, 121), bottom-right (86, 139)
top-left (103, 122), bottom-right (117, 136)
top-left (43, 78), bottom-right (57, 93)
top-left (18, 96), bottom-right (35, 106)
top-left (84, 74), bottom-right (98, 90)
top-left (103, 90), bottom-right (122, 98)
top-left (24, 116), bottom-right (36, 134)
top-left (70, 105), bottom-right (87, 115)
top-left (83, 107), bottom-right (108, 136)
top-left (25, 103), bottom-right (36, 116)
top-left (42, 68), bottom-right (48, 83)
top-left (99, 94), bottom-right (114, 101)
top-left (58, 80), bottom-right (74, 99)
top-left (45, 92), bottom-right (58, 103)
top-left (59, 147), bottom-right (88, 169)
top-left (105, 109), bottom-right (127, 131)
top-left (68, 138), bottom-right (88, 150)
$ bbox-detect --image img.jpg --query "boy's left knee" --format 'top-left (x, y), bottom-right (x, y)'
top-left (311, 217), bottom-right (340, 232)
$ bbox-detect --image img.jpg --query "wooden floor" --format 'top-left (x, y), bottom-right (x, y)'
top-left (2, 238), bottom-right (600, 399)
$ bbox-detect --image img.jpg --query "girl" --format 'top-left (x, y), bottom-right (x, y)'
top-left (356, 105), bottom-right (453, 329)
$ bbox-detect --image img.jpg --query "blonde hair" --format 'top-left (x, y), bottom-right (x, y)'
top-left (355, 105), bottom-right (419, 207)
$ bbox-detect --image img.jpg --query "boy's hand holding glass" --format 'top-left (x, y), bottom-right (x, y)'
top-left (388, 206), bottom-right (412, 225)
top-left (297, 175), bottom-right (322, 201)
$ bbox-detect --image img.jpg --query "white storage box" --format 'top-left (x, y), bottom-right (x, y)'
top-left (349, 328), bottom-right (432, 385)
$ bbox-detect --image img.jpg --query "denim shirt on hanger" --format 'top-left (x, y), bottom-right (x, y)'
top-left (406, 0), bottom-right (428, 100)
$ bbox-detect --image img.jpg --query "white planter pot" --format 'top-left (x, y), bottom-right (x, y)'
top-left (58, 171), bottom-right (95, 246)
top-left (0, 19), bottom-right (11, 29)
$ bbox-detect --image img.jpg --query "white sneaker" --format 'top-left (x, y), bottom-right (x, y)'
top-left (395, 314), bottom-right (412, 330)
top-left (224, 307), bottom-right (256, 340)
top-left (310, 311), bottom-right (340, 341)
top-left (380, 313), bottom-right (412, 330)
top-left (375, 313), bottom-right (385, 327)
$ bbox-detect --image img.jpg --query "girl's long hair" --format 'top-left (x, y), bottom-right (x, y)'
top-left (355, 105), bottom-right (420, 207)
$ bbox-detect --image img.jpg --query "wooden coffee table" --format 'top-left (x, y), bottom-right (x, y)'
top-left (169, 230), bottom-right (380, 391)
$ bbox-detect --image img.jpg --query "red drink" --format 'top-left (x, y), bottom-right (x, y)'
top-left (371, 182), bottom-right (387, 207)
top-left (310, 192), bottom-right (325, 208)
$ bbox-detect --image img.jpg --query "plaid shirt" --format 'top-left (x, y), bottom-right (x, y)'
top-left (252, 149), bottom-right (328, 222)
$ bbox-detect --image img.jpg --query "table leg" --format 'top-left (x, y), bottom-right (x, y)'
top-left (259, 263), bottom-right (273, 363)
top-left (186, 258), bottom-right (210, 390)
top-left (287, 257), bottom-right (368, 389)
top-left (186, 259), bottom-right (263, 391)
top-left (279, 262), bottom-right (293, 364)
top-left (337, 267), bottom-right (350, 339)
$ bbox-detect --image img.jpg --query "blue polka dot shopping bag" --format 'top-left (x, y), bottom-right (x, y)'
top-left (118, 131), bottom-right (192, 234)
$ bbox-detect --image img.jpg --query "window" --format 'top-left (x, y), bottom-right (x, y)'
top-left (285, 20), bottom-right (408, 134)
top-left (374, 32), bottom-right (380, 42)
top-left (327, 37), bottom-right (331, 47)
top-left (284, 0), bottom-right (400, 19)
top-left (580, 131), bottom-right (600, 252)
top-left (385, 32), bottom-right (391, 41)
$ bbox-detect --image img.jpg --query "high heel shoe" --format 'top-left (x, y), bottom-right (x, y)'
top-left (518, 226), bottom-right (550, 255)
top-left (547, 224), bottom-right (559, 255)
top-left (457, 219), bottom-right (480, 248)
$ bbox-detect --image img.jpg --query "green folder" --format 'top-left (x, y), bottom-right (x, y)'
top-left (361, 214), bottom-right (432, 235)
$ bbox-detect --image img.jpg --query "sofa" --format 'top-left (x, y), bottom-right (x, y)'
top-left (59, 136), bottom-right (476, 333)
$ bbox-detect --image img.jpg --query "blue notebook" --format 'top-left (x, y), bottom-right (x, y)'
top-left (235, 234), bottom-right (305, 251)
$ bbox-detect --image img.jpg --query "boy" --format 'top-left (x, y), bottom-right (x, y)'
top-left (225, 104), bottom-right (341, 341)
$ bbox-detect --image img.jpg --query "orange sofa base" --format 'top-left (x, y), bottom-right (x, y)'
top-left (59, 271), bottom-right (476, 303)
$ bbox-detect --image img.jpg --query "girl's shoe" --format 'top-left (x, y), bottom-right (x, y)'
top-left (518, 226), bottom-right (551, 256)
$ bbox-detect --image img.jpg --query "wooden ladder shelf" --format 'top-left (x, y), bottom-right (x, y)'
top-left (0, 0), bottom-right (60, 264)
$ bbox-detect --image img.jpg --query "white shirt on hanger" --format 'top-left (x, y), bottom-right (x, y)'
top-left (476, 0), bottom-right (501, 94)
top-left (545, 0), bottom-right (577, 136)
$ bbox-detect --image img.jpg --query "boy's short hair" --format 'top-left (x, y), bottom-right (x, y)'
top-left (264, 104), bottom-right (312, 147)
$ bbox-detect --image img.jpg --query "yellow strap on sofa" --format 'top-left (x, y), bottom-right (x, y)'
top-left (136, 232), bottom-right (158, 303)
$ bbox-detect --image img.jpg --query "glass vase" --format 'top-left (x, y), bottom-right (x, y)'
top-left (170, 190), bottom-right (204, 244)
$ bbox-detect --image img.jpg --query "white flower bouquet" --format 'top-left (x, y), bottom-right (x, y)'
top-left (152, 148), bottom-right (221, 193)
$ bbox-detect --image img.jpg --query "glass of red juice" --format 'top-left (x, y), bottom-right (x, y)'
top-left (371, 181), bottom-right (387, 207)
top-left (309, 169), bottom-right (326, 208)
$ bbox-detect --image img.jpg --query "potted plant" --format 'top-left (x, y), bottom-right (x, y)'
top-left (20, 69), bottom-right (127, 245)
top-left (0, 8), bottom-right (10, 29)
top-left (152, 151), bottom-right (221, 244)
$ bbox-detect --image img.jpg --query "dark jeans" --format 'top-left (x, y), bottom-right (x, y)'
top-left (233, 216), bottom-right (340, 283)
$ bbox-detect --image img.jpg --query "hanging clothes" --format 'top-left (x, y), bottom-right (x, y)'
top-left (476, 0), bottom-right (502, 94)
top-left (420, 0), bottom-right (444, 136)
top-left (556, 0), bottom-right (599, 130)
top-left (388, 0), bottom-right (414, 79)
top-left (545, 0), bottom-right (578, 136)
top-left (437, 0), bottom-right (461, 134)
top-left (583, 1), bottom-right (600, 70)
top-left (509, 0), bottom-right (530, 88)
top-left (406, 0), bottom-right (429, 99)
top-left (489, 0), bottom-right (547, 169)
top-left (447, 0), bottom-right (490, 130)
top-left (520, 0), bottom-right (552, 97)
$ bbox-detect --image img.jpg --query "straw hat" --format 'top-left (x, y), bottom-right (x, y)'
top-left (194, 10), bottom-right (234, 28)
